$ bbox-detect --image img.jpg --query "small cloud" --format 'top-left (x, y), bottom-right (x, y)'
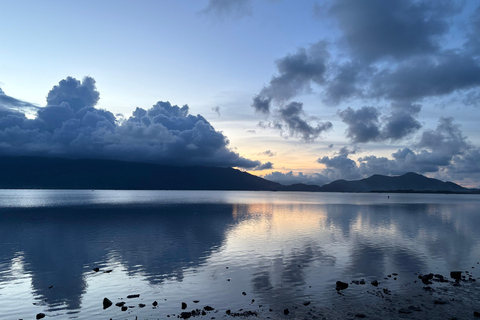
top-left (211, 106), bottom-right (221, 116)
top-left (260, 150), bottom-right (276, 157)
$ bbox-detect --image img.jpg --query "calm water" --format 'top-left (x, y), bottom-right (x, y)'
top-left (1, 190), bottom-right (480, 319)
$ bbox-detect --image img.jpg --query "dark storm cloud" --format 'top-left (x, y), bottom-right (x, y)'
top-left (338, 102), bottom-right (422, 144)
top-left (465, 6), bottom-right (480, 56)
top-left (381, 102), bottom-right (422, 140)
top-left (251, 95), bottom-right (271, 114)
top-left (338, 106), bottom-right (380, 143)
top-left (268, 101), bottom-right (332, 142)
top-left (371, 53), bottom-right (480, 101)
top-left (202, 0), bottom-right (252, 19)
top-left (329, 0), bottom-right (456, 62)
top-left (0, 76), bottom-right (262, 169)
top-left (252, 41), bottom-right (329, 114)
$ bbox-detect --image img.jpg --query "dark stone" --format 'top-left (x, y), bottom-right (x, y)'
top-left (121, 306), bottom-right (128, 311)
top-left (450, 271), bottom-right (462, 281)
top-left (359, 279), bottom-right (365, 285)
top-left (226, 310), bottom-right (231, 315)
top-left (284, 308), bottom-right (289, 315)
top-left (36, 314), bottom-right (46, 320)
top-left (355, 314), bottom-right (366, 318)
top-left (335, 281), bottom-right (348, 290)
top-left (103, 297), bottom-right (113, 309)
top-left (182, 302), bottom-right (188, 309)
top-left (93, 267), bottom-right (100, 272)
top-left (193, 300), bottom-right (199, 303)
top-left (474, 311), bottom-right (480, 317)
top-left (152, 301), bottom-right (158, 306)
top-left (204, 306), bottom-right (214, 311)
top-left (434, 299), bottom-right (447, 305)
top-left (303, 301), bottom-right (311, 306)
top-left (116, 302), bottom-right (125, 307)
top-left (180, 312), bottom-right (192, 319)
top-left (202, 310), bottom-right (206, 315)
top-left (242, 292), bottom-right (246, 295)
top-left (139, 303), bottom-right (146, 308)
top-left (371, 280), bottom-right (379, 287)
top-left (419, 273), bottom-right (434, 285)
top-left (127, 294), bottom-right (140, 299)
top-left (103, 270), bottom-right (113, 273)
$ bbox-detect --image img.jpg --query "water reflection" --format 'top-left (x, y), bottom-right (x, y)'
top-left (0, 191), bottom-right (479, 318)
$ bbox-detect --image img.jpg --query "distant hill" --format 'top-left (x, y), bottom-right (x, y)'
top-left (318, 172), bottom-right (473, 193)
top-left (0, 156), bottom-right (281, 191)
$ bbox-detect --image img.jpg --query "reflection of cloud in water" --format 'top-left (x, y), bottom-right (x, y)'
top-left (0, 204), bottom-right (236, 310)
top-left (1, 193), bottom-right (480, 317)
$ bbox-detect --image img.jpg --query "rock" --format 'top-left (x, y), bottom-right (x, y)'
top-left (242, 291), bottom-right (246, 296)
top-left (152, 301), bottom-right (158, 306)
top-left (180, 312), bottom-right (192, 319)
top-left (204, 306), bottom-right (214, 311)
top-left (355, 313), bottom-right (366, 318)
top-left (284, 308), bottom-right (289, 315)
top-left (121, 306), bottom-right (128, 311)
top-left (116, 302), bottom-right (125, 307)
top-left (48, 285), bottom-right (54, 289)
top-left (127, 294), bottom-right (140, 299)
top-left (335, 281), bottom-right (349, 290)
top-left (103, 269), bottom-right (113, 273)
top-left (193, 300), bottom-right (199, 303)
top-left (93, 267), bottom-right (100, 272)
top-left (226, 310), bottom-right (231, 315)
top-left (182, 302), bottom-right (187, 309)
top-left (303, 301), bottom-right (311, 306)
top-left (419, 273), bottom-right (434, 285)
top-left (450, 271), bottom-right (462, 281)
top-left (434, 299), bottom-right (447, 305)
top-left (36, 313), bottom-right (46, 320)
top-left (359, 279), bottom-right (365, 285)
top-left (371, 280), bottom-right (379, 287)
top-left (474, 311), bottom-right (480, 317)
top-left (139, 303), bottom-right (146, 308)
top-left (103, 297), bottom-right (113, 309)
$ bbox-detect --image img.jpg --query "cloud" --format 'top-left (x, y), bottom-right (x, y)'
top-left (0, 76), bottom-right (262, 169)
top-left (338, 106), bottom-right (380, 143)
top-left (201, 0), bottom-right (253, 19)
top-left (370, 53), bottom-right (480, 101)
top-left (329, 0), bottom-right (456, 62)
top-left (260, 150), bottom-right (276, 157)
top-left (317, 151), bottom-right (361, 181)
top-left (263, 101), bottom-right (332, 142)
top-left (251, 95), bottom-right (271, 115)
top-left (381, 102), bottom-right (422, 140)
top-left (254, 41), bottom-right (329, 112)
top-left (252, 161), bottom-right (273, 171)
top-left (0, 87), bottom-right (39, 111)
top-left (263, 171), bottom-right (329, 186)
top-left (211, 106), bottom-right (221, 116)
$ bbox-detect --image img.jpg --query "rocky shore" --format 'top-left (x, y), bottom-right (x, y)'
top-left (30, 265), bottom-right (480, 320)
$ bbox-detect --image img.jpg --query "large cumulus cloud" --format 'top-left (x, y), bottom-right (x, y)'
top-left (0, 76), bottom-right (264, 169)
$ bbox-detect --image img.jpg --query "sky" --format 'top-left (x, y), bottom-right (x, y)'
top-left (1, 0), bottom-right (480, 187)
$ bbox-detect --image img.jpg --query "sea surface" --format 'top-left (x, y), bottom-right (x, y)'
top-left (1, 190), bottom-right (480, 319)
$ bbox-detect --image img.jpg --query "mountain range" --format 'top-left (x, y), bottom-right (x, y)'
top-left (0, 156), bottom-right (477, 193)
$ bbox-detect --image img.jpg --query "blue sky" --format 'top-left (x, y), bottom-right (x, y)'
top-left (1, 0), bottom-right (480, 187)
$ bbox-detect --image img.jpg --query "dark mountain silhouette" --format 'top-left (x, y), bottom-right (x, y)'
top-left (0, 156), bottom-right (281, 190)
top-left (0, 157), bottom-right (476, 193)
top-left (318, 172), bottom-right (472, 193)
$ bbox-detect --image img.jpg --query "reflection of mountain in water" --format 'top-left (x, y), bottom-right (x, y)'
top-left (0, 204), bottom-right (236, 310)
